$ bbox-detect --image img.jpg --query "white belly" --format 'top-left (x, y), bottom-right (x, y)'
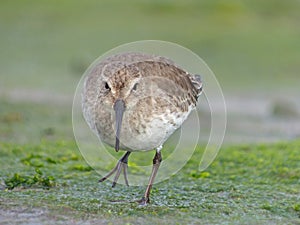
top-left (115, 108), bottom-right (193, 151)
top-left (88, 103), bottom-right (195, 152)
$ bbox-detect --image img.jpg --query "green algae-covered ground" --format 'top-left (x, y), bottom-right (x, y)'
top-left (1, 140), bottom-right (299, 224)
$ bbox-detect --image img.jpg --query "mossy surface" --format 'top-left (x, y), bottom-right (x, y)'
top-left (1, 140), bottom-right (299, 224)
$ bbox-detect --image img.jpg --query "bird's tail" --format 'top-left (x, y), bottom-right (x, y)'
top-left (189, 74), bottom-right (203, 97)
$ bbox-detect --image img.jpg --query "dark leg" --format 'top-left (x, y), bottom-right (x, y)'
top-left (99, 151), bottom-right (131, 187)
top-left (139, 150), bottom-right (162, 205)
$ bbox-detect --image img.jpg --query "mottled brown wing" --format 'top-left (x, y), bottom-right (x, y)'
top-left (131, 60), bottom-right (202, 108)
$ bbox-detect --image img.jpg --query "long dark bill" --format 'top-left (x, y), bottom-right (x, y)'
top-left (113, 99), bottom-right (125, 152)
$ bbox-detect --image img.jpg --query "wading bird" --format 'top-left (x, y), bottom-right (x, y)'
top-left (82, 52), bottom-right (202, 205)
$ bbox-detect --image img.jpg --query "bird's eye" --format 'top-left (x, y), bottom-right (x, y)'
top-left (104, 82), bottom-right (111, 91)
top-left (132, 83), bottom-right (138, 91)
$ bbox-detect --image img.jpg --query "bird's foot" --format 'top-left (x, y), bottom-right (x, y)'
top-left (137, 197), bottom-right (150, 206)
top-left (99, 160), bottom-right (129, 187)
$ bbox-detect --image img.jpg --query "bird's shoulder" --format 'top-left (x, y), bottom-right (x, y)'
top-left (132, 60), bottom-right (202, 100)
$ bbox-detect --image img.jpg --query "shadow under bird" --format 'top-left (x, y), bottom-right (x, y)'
top-left (82, 52), bottom-right (202, 205)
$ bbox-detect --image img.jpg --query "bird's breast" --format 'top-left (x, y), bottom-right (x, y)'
top-left (94, 102), bottom-right (193, 152)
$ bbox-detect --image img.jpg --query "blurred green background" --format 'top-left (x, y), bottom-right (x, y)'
top-left (1, 0), bottom-right (300, 92)
top-left (1, 0), bottom-right (299, 144)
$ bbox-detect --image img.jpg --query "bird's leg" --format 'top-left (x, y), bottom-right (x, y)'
top-left (139, 150), bottom-right (162, 205)
top-left (99, 151), bottom-right (131, 187)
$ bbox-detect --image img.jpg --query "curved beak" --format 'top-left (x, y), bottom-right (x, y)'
top-left (113, 99), bottom-right (125, 152)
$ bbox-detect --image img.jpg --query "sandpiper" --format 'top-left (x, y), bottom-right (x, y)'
top-left (82, 52), bottom-right (202, 205)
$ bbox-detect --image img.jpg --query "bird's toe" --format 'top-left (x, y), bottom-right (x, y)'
top-left (138, 197), bottom-right (150, 206)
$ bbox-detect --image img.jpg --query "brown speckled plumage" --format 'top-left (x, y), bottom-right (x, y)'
top-left (82, 52), bottom-right (202, 204)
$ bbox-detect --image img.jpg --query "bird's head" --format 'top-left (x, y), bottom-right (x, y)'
top-left (101, 65), bottom-right (142, 152)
